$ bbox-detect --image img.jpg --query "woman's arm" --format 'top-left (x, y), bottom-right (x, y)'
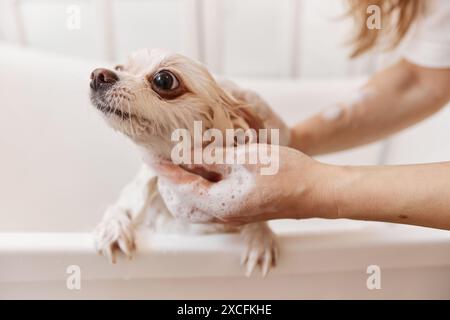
top-left (329, 162), bottom-right (450, 230)
top-left (291, 60), bottom-right (450, 155)
top-left (156, 145), bottom-right (450, 230)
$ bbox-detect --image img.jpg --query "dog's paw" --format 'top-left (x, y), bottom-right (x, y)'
top-left (240, 223), bottom-right (279, 277)
top-left (93, 207), bottom-right (136, 263)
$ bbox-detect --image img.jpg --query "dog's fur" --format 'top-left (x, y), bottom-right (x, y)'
top-left (90, 48), bottom-right (290, 276)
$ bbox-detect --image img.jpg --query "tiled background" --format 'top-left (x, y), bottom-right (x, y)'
top-left (0, 0), bottom-right (400, 79)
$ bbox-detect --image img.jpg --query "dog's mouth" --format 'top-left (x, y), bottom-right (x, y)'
top-left (90, 90), bottom-right (155, 139)
top-left (90, 93), bottom-right (130, 120)
top-left (95, 104), bottom-right (130, 119)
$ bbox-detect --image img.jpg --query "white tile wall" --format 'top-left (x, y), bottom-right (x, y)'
top-left (221, 0), bottom-right (293, 77)
top-left (17, 0), bottom-right (101, 59)
top-left (0, 0), bottom-right (385, 78)
top-left (113, 0), bottom-right (186, 61)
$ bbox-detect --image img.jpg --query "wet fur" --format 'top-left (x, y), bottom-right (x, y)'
top-left (91, 49), bottom-right (290, 276)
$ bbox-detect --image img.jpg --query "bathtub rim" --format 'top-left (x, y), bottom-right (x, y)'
top-left (1, 222), bottom-right (449, 282)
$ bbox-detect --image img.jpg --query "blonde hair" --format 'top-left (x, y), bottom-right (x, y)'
top-left (347, 0), bottom-right (424, 57)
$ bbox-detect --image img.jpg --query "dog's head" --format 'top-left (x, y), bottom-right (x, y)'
top-left (90, 48), bottom-right (260, 158)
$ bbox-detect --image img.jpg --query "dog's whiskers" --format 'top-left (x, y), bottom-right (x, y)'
top-left (126, 99), bottom-right (136, 137)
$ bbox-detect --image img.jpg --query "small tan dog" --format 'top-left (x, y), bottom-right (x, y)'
top-left (90, 48), bottom-right (290, 276)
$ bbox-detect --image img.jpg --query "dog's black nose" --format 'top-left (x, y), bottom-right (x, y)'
top-left (90, 68), bottom-right (118, 91)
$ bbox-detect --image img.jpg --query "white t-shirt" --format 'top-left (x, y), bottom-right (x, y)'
top-left (403, 0), bottom-right (450, 68)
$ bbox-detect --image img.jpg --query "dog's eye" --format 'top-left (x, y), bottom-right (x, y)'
top-left (114, 65), bottom-right (124, 71)
top-left (152, 70), bottom-right (179, 91)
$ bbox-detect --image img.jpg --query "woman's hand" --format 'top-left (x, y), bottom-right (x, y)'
top-left (155, 144), bottom-right (339, 224)
top-left (155, 143), bottom-right (450, 230)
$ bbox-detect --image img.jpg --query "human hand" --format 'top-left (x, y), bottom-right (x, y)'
top-left (155, 144), bottom-right (339, 224)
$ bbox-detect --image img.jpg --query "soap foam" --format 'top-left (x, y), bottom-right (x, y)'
top-left (321, 105), bottom-right (343, 121)
top-left (321, 88), bottom-right (376, 122)
top-left (346, 88), bottom-right (375, 106)
top-left (158, 165), bottom-right (256, 222)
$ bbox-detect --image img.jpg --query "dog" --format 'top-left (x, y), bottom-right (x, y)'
top-left (90, 48), bottom-right (290, 276)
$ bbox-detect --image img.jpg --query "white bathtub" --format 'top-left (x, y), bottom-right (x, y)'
top-left (0, 44), bottom-right (449, 299)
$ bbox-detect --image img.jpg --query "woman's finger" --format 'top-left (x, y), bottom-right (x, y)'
top-left (181, 163), bottom-right (232, 182)
top-left (155, 161), bottom-right (213, 188)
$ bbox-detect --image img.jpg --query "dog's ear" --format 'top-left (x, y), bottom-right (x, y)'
top-left (231, 104), bottom-right (264, 132)
top-left (206, 80), bottom-right (265, 145)
top-left (215, 81), bottom-right (265, 131)
top-left (210, 79), bottom-right (291, 146)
